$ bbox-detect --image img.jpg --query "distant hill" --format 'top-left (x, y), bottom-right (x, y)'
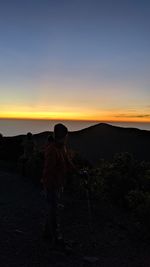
top-left (68, 123), bottom-right (150, 163)
top-left (1, 123), bottom-right (150, 164)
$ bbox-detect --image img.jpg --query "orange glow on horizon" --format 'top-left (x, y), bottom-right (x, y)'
top-left (0, 111), bottom-right (150, 123)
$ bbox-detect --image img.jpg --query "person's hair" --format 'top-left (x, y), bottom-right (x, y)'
top-left (54, 124), bottom-right (68, 140)
top-left (27, 132), bottom-right (33, 140)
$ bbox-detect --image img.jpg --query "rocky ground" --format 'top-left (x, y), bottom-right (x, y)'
top-left (0, 170), bottom-right (150, 267)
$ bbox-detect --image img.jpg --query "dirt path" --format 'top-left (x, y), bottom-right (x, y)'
top-left (0, 170), bottom-right (150, 267)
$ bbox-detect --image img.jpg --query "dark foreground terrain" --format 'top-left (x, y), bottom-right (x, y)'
top-left (1, 170), bottom-right (150, 267)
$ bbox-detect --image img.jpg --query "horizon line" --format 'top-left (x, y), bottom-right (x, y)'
top-left (0, 117), bottom-right (150, 124)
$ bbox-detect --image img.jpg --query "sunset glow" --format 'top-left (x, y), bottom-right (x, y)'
top-left (0, 109), bottom-right (150, 123)
top-left (0, 0), bottom-right (149, 124)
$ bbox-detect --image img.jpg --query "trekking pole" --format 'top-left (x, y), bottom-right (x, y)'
top-left (80, 168), bottom-right (95, 244)
top-left (82, 169), bottom-right (93, 232)
top-left (80, 169), bottom-right (99, 263)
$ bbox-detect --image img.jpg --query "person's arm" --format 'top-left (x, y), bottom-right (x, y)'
top-left (41, 147), bottom-right (57, 188)
top-left (66, 148), bottom-right (78, 174)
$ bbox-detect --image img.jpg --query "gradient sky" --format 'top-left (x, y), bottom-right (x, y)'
top-left (0, 0), bottom-right (150, 121)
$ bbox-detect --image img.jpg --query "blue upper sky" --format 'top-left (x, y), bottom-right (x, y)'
top-left (0, 0), bottom-right (150, 121)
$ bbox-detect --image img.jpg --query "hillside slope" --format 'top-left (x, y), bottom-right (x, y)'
top-left (68, 123), bottom-right (150, 163)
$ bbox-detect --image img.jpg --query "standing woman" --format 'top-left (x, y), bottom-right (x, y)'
top-left (41, 123), bottom-right (74, 247)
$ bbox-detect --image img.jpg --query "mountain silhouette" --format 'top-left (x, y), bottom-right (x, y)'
top-left (68, 123), bottom-right (150, 163)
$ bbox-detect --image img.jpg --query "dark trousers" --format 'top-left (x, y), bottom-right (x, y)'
top-left (45, 187), bottom-right (64, 240)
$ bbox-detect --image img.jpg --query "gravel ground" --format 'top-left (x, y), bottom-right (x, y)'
top-left (0, 170), bottom-right (150, 267)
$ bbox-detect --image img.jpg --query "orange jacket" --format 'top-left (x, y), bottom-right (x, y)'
top-left (42, 142), bottom-right (73, 190)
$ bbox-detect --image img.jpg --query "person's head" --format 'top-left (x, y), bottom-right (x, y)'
top-left (54, 124), bottom-right (68, 144)
top-left (26, 132), bottom-right (33, 140)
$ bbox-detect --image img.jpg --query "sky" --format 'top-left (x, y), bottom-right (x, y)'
top-left (0, 0), bottom-right (150, 122)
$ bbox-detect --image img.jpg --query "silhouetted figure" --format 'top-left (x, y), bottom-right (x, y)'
top-left (41, 124), bottom-right (74, 248)
top-left (23, 132), bottom-right (35, 159)
top-left (19, 132), bottom-right (36, 176)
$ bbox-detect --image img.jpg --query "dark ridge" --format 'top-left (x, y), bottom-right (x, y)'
top-left (1, 123), bottom-right (150, 164)
top-left (68, 123), bottom-right (150, 163)
top-left (72, 122), bottom-right (149, 134)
